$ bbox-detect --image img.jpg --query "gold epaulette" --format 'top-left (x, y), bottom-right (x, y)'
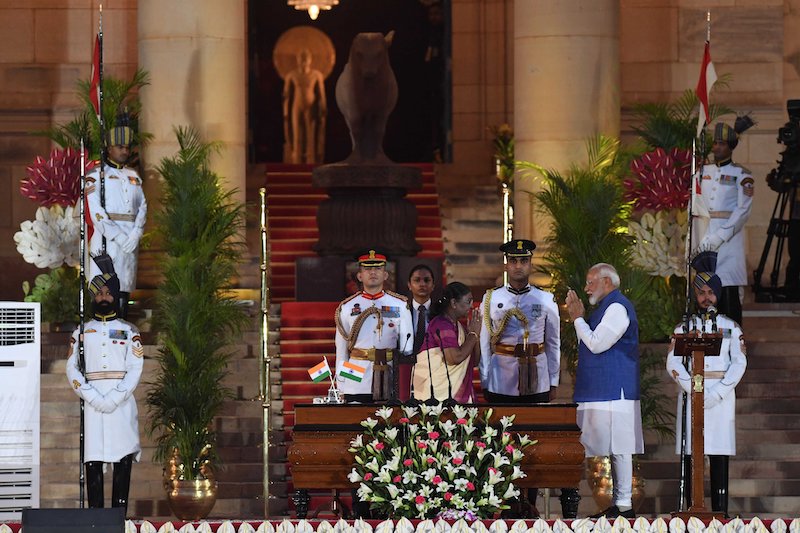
top-left (334, 292), bottom-right (361, 338)
top-left (385, 290), bottom-right (408, 302)
top-left (731, 162), bottom-right (752, 175)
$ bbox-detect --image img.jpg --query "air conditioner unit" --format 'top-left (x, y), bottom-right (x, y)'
top-left (0, 302), bottom-right (40, 521)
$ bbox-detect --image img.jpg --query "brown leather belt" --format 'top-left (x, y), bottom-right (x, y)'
top-left (494, 343), bottom-right (544, 357)
top-left (709, 211), bottom-right (732, 219)
top-left (350, 348), bottom-right (394, 362)
top-left (704, 371), bottom-right (725, 379)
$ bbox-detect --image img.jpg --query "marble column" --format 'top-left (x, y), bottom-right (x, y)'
top-left (138, 0), bottom-right (247, 204)
top-left (513, 0), bottom-right (620, 243)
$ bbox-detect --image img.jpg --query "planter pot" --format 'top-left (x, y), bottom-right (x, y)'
top-left (164, 478), bottom-right (218, 520)
top-left (586, 456), bottom-right (645, 512)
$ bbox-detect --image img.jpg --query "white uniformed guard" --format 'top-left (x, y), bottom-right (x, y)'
top-left (696, 116), bottom-right (755, 324)
top-left (479, 239), bottom-right (560, 401)
top-left (334, 250), bottom-right (414, 403)
top-left (666, 251), bottom-right (747, 517)
top-left (65, 254), bottom-right (143, 513)
top-left (86, 121), bottom-right (147, 318)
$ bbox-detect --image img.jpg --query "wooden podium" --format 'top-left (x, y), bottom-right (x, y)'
top-left (287, 403), bottom-right (585, 518)
top-left (671, 331), bottom-right (727, 520)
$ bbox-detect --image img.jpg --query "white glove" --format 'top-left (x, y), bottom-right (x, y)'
top-left (121, 227), bottom-right (143, 253)
top-left (704, 388), bottom-right (723, 409)
top-left (700, 232), bottom-right (724, 251)
top-left (92, 395), bottom-right (117, 414)
top-left (105, 387), bottom-right (128, 407)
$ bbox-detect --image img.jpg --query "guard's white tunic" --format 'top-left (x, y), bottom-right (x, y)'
top-left (66, 317), bottom-right (144, 462)
top-left (574, 303), bottom-right (644, 456)
top-left (697, 161), bottom-right (753, 287)
top-left (666, 314), bottom-right (747, 456)
top-left (479, 285), bottom-right (560, 396)
top-left (335, 291), bottom-right (414, 395)
top-left (86, 163), bottom-right (147, 292)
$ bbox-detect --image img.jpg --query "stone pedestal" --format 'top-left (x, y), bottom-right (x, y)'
top-left (312, 164), bottom-right (422, 256)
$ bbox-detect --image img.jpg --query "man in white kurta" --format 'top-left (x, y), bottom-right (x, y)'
top-left (566, 263), bottom-right (643, 520)
top-left (334, 250), bottom-right (414, 403)
top-left (696, 120), bottom-right (755, 324)
top-left (666, 251), bottom-right (747, 516)
top-left (86, 124), bottom-right (147, 318)
top-left (65, 256), bottom-right (143, 512)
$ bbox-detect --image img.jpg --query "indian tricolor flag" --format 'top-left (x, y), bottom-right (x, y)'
top-left (307, 359), bottom-right (332, 383)
top-left (339, 360), bottom-right (366, 382)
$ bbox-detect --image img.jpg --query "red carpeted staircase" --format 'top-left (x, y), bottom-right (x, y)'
top-left (264, 163), bottom-right (443, 302)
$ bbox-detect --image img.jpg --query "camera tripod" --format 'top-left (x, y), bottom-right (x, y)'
top-left (753, 175), bottom-right (799, 302)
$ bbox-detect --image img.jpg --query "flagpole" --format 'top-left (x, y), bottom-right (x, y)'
top-left (97, 3), bottom-right (107, 255)
top-left (78, 139), bottom-right (88, 509)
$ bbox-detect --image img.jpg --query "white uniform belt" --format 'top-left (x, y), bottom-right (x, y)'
top-left (704, 371), bottom-right (725, 379)
top-left (86, 371), bottom-right (126, 381)
top-left (108, 213), bottom-right (136, 222)
top-left (709, 211), bottom-right (732, 219)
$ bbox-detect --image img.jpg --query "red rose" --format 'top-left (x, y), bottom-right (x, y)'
top-left (456, 418), bottom-right (467, 425)
top-left (375, 442), bottom-right (385, 451)
top-left (393, 475), bottom-right (401, 483)
top-left (403, 459), bottom-right (413, 466)
top-left (475, 441), bottom-right (487, 449)
top-left (452, 457), bottom-right (463, 465)
top-left (444, 492), bottom-right (453, 501)
top-left (433, 475), bottom-right (442, 484)
top-left (399, 417), bottom-right (410, 423)
top-left (428, 431), bottom-right (440, 439)
top-left (467, 482), bottom-right (475, 491)
top-left (415, 495), bottom-right (426, 504)
top-left (364, 473), bottom-right (373, 481)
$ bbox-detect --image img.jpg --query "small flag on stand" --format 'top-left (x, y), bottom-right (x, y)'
top-left (307, 358), bottom-right (332, 383)
top-left (339, 360), bottom-right (366, 382)
top-left (89, 34), bottom-right (101, 119)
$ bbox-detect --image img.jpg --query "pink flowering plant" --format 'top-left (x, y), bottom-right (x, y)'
top-left (347, 404), bottom-right (535, 519)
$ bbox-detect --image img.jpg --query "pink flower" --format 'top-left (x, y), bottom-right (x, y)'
top-left (428, 431), bottom-right (440, 439)
top-left (399, 417), bottom-right (410, 423)
top-left (444, 492), bottom-right (453, 501)
top-left (456, 418), bottom-right (467, 425)
top-left (403, 459), bottom-right (413, 467)
top-left (415, 495), bottom-right (426, 504)
top-left (467, 482), bottom-right (475, 491)
top-left (417, 441), bottom-right (427, 449)
top-left (427, 457), bottom-right (435, 464)
top-left (489, 467), bottom-right (497, 474)
top-left (432, 475), bottom-right (442, 484)
top-left (393, 475), bottom-right (401, 483)
top-left (475, 441), bottom-right (486, 449)
top-left (506, 445), bottom-right (515, 453)
top-left (452, 457), bottom-right (463, 465)
top-left (364, 472), bottom-right (373, 481)
top-left (19, 148), bottom-right (86, 208)
top-left (443, 441), bottom-right (451, 449)
top-left (503, 432), bottom-right (511, 437)
top-left (375, 442), bottom-right (385, 451)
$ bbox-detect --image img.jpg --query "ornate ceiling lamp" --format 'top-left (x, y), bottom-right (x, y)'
top-left (287, 0), bottom-right (339, 20)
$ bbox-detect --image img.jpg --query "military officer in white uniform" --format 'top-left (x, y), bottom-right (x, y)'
top-left (66, 254), bottom-right (144, 513)
top-left (335, 250), bottom-right (414, 403)
top-left (697, 117), bottom-right (755, 324)
top-left (667, 251), bottom-right (747, 517)
top-left (479, 239), bottom-right (560, 403)
top-left (86, 122), bottom-right (147, 318)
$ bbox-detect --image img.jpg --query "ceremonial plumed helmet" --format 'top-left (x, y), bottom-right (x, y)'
top-left (691, 250), bottom-right (722, 301)
top-left (499, 239), bottom-right (536, 257)
top-left (88, 253), bottom-right (121, 301)
top-left (713, 114), bottom-right (755, 150)
top-left (358, 249), bottom-right (387, 267)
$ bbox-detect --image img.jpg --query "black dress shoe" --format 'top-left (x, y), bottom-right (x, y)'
top-left (589, 505), bottom-right (636, 519)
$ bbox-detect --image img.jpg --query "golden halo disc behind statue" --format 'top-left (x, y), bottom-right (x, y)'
top-left (273, 26), bottom-right (336, 81)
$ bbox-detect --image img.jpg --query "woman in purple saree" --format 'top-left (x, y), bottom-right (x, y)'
top-left (412, 282), bottom-right (482, 403)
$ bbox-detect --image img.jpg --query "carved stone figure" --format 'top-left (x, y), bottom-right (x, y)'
top-left (283, 48), bottom-right (328, 164)
top-left (335, 31), bottom-right (397, 164)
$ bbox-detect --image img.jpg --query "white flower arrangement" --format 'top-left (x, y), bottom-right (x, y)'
top-left (347, 404), bottom-right (536, 520)
top-left (627, 209), bottom-right (688, 278)
top-left (14, 204), bottom-right (81, 269)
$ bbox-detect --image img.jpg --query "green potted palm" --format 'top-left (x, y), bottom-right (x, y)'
top-left (146, 127), bottom-right (248, 520)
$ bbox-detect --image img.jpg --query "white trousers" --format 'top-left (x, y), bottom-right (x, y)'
top-left (611, 453), bottom-right (633, 507)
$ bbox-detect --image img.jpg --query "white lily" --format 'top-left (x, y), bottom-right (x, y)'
top-left (387, 484), bottom-right (400, 499)
top-left (488, 469), bottom-right (505, 485)
top-left (350, 434), bottom-right (364, 448)
top-left (361, 417), bottom-right (378, 430)
top-left (347, 469), bottom-right (362, 483)
top-left (382, 427), bottom-right (399, 442)
top-left (502, 485), bottom-right (520, 500)
top-left (375, 406), bottom-right (393, 420)
top-left (401, 406), bottom-right (419, 419)
top-left (452, 405), bottom-right (468, 419)
top-left (365, 458), bottom-right (380, 473)
top-left (499, 415), bottom-right (515, 430)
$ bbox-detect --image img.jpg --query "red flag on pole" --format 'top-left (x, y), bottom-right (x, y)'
top-left (89, 35), bottom-right (101, 118)
top-left (695, 41), bottom-right (717, 137)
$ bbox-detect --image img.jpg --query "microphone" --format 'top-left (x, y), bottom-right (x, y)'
top-left (707, 305), bottom-right (718, 333)
top-left (423, 331), bottom-right (438, 406)
top-left (437, 329), bottom-right (455, 407)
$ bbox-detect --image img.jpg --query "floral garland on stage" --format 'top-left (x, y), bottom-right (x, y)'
top-left (347, 404), bottom-right (535, 520)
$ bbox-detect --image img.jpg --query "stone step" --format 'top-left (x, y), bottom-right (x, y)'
top-left (640, 458), bottom-right (800, 479)
top-left (746, 343), bottom-right (800, 358)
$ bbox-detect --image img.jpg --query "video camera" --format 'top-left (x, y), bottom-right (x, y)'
top-left (767, 99), bottom-right (800, 193)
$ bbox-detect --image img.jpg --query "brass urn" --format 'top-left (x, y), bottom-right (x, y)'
top-left (163, 449), bottom-right (218, 520)
top-left (586, 456), bottom-right (645, 512)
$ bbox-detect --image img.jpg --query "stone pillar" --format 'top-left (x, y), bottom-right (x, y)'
top-left (513, 0), bottom-right (620, 243)
top-left (138, 0), bottom-right (246, 204)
